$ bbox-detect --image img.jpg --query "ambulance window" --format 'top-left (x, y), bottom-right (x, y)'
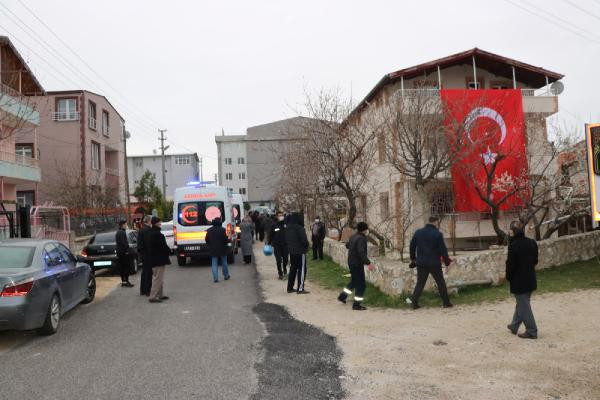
top-left (178, 201), bottom-right (225, 226)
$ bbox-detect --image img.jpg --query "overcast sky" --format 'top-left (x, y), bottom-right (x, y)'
top-left (1, 0), bottom-right (599, 179)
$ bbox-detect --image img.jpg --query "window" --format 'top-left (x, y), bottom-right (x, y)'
top-left (429, 186), bottom-right (454, 216)
top-left (224, 158), bottom-right (232, 165)
top-left (238, 157), bottom-right (245, 164)
top-left (378, 133), bottom-right (386, 164)
top-left (238, 172), bottom-right (246, 180)
top-left (91, 142), bottom-right (100, 170)
top-left (467, 81), bottom-right (481, 89)
top-left (56, 98), bottom-right (78, 120)
top-left (88, 101), bottom-right (97, 129)
top-left (175, 155), bottom-right (190, 165)
top-left (239, 188), bottom-right (247, 195)
top-left (466, 77), bottom-right (484, 90)
top-left (134, 159), bottom-right (143, 167)
top-left (490, 81), bottom-right (511, 90)
top-left (379, 192), bottom-right (389, 220)
top-left (225, 173), bottom-right (233, 180)
top-left (15, 144), bottom-right (33, 158)
top-left (102, 110), bottom-right (110, 136)
top-left (16, 191), bottom-right (35, 207)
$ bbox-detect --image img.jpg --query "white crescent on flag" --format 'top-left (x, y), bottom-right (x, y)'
top-left (464, 107), bottom-right (507, 144)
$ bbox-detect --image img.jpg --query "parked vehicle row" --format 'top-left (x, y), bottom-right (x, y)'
top-left (80, 230), bottom-right (141, 273)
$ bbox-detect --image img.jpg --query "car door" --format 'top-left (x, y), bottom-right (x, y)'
top-left (57, 244), bottom-right (86, 303)
top-left (43, 243), bottom-right (72, 307)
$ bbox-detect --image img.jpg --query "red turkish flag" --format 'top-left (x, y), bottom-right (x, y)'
top-left (442, 89), bottom-right (528, 212)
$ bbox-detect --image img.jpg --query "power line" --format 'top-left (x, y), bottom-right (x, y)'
top-left (562, 0), bottom-right (600, 22)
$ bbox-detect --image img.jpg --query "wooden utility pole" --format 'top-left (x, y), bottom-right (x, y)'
top-left (158, 129), bottom-right (169, 199)
top-left (123, 126), bottom-right (131, 223)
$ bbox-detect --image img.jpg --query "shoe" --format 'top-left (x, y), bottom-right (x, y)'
top-left (507, 325), bottom-right (518, 335)
top-left (283, 270), bottom-right (288, 275)
top-left (287, 289), bottom-right (295, 293)
top-left (352, 303), bottom-right (367, 311)
top-left (214, 280), bottom-right (219, 283)
top-left (443, 303), bottom-right (454, 308)
top-left (411, 304), bottom-right (421, 310)
top-left (224, 276), bottom-right (230, 280)
top-left (160, 296), bottom-right (169, 300)
top-left (297, 290), bottom-right (310, 294)
top-left (122, 282), bottom-right (134, 288)
top-left (337, 292), bottom-right (348, 304)
top-left (140, 292), bottom-right (149, 296)
top-left (149, 298), bottom-right (162, 303)
top-left (518, 332), bottom-right (537, 339)
top-left (278, 275), bottom-right (283, 280)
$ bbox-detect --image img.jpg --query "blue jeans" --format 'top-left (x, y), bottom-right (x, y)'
top-left (211, 255), bottom-right (230, 281)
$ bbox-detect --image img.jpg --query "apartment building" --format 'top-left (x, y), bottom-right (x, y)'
top-left (215, 135), bottom-right (248, 201)
top-left (128, 153), bottom-right (200, 201)
top-left (15, 89), bottom-right (127, 207)
top-left (350, 48), bottom-right (563, 250)
top-left (0, 36), bottom-right (43, 237)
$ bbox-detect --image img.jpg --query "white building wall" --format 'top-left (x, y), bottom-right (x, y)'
top-left (216, 139), bottom-right (248, 201)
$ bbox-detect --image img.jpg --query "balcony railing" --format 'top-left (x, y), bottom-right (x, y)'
top-left (396, 88), bottom-right (556, 97)
top-left (102, 125), bottom-right (110, 136)
top-left (0, 82), bottom-right (22, 98)
top-left (0, 149), bottom-right (39, 168)
top-left (52, 111), bottom-right (80, 121)
top-left (105, 167), bottom-right (119, 176)
top-left (88, 117), bottom-right (97, 129)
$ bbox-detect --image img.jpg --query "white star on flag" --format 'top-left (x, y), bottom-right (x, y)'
top-left (481, 146), bottom-right (498, 166)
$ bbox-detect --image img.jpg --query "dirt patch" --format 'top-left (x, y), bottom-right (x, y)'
top-left (255, 246), bottom-right (600, 400)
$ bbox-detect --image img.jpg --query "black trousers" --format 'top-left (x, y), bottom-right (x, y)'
top-left (346, 264), bottom-right (366, 298)
top-left (287, 253), bottom-right (307, 292)
top-left (140, 256), bottom-right (152, 295)
top-left (411, 264), bottom-right (451, 306)
top-left (312, 239), bottom-right (324, 260)
top-left (117, 253), bottom-right (130, 283)
top-left (274, 246), bottom-right (288, 276)
top-left (243, 255), bottom-right (252, 264)
top-left (258, 228), bottom-right (265, 242)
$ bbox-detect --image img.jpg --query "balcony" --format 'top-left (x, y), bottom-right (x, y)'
top-left (0, 83), bottom-right (40, 126)
top-left (52, 111), bottom-right (80, 121)
top-left (88, 117), bottom-right (97, 130)
top-left (0, 150), bottom-right (41, 183)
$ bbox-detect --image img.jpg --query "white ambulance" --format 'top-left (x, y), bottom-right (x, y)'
top-left (173, 185), bottom-right (237, 266)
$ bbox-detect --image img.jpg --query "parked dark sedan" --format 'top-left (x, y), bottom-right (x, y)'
top-left (80, 230), bottom-right (141, 274)
top-left (0, 239), bottom-right (95, 335)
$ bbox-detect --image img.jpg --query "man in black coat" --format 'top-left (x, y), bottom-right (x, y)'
top-left (146, 217), bottom-right (171, 303)
top-left (205, 217), bottom-right (231, 283)
top-left (311, 216), bottom-right (326, 260)
top-left (268, 211), bottom-right (288, 279)
top-left (115, 220), bottom-right (134, 288)
top-left (506, 221), bottom-right (539, 339)
top-left (409, 216), bottom-right (452, 309)
top-left (285, 212), bottom-right (309, 294)
top-left (338, 222), bottom-right (374, 310)
top-left (137, 215), bottom-right (152, 296)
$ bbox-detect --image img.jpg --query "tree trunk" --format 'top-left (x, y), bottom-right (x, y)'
top-left (415, 182), bottom-right (429, 226)
top-left (490, 207), bottom-right (507, 245)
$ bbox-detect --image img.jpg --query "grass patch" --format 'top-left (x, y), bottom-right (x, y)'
top-left (308, 256), bottom-right (600, 309)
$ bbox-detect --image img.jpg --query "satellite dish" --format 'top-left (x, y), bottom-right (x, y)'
top-left (550, 81), bottom-right (564, 95)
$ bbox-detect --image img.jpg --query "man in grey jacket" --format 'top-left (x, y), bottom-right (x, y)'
top-left (338, 222), bottom-right (374, 310)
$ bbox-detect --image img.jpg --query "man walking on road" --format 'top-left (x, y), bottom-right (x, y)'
top-left (338, 222), bottom-right (374, 310)
top-left (311, 216), bottom-right (326, 260)
top-left (138, 215), bottom-right (152, 296)
top-left (147, 217), bottom-right (171, 303)
top-left (506, 221), bottom-right (539, 339)
top-left (408, 216), bottom-right (453, 309)
top-left (268, 211), bottom-right (288, 279)
top-left (205, 217), bottom-right (231, 282)
top-left (285, 212), bottom-right (309, 294)
top-left (116, 220), bottom-right (134, 288)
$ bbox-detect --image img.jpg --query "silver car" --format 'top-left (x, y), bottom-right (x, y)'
top-left (0, 239), bottom-right (96, 335)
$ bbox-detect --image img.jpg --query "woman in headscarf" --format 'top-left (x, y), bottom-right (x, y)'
top-left (240, 214), bottom-right (255, 264)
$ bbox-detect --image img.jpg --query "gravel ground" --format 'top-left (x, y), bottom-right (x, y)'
top-left (255, 248), bottom-right (600, 400)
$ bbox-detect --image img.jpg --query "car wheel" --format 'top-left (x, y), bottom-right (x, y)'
top-left (82, 273), bottom-right (96, 304)
top-left (177, 256), bottom-right (186, 266)
top-left (37, 294), bottom-right (60, 335)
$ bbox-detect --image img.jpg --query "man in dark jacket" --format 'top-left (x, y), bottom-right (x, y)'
top-left (506, 221), bottom-right (538, 339)
top-left (268, 211), bottom-right (288, 279)
top-left (338, 222), bottom-right (374, 310)
top-left (409, 216), bottom-right (452, 309)
top-left (138, 215), bottom-right (152, 296)
top-left (285, 212), bottom-right (309, 294)
top-left (311, 216), bottom-right (326, 260)
top-left (263, 213), bottom-right (274, 244)
top-left (146, 217), bottom-right (171, 303)
top-left (205, 217), bottom-right (231, 283)
top-left (116, 220), bottom-right (134, 288)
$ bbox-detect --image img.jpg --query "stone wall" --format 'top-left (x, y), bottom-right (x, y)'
top-left (323, 230), bottom-right (600, 295)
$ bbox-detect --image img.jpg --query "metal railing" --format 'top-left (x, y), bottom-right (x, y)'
top-left (102, 125), bottom-right (110, 136)
top-left (396, 88), bottom-right (555, 97)
top-left (52, 111), bottom-right (80, 121)
top-left (88, 117), bottom-right (97, 129)
top-left (0, 82), bottom-right (22, 98)
top-left (0, 149), bottom-right (40, 168)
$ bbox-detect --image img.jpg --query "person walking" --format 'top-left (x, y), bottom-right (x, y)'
top-left (116, 220), bottom-right (134, 288)
top-left (263, 213), bottom-right (274, 244)
top-left (311, 216), bottom-right (326, 260)
top-left (205, 217), bottom-right (231, 282)
top-left (285, 212), bottom-right (309, 294)
top-left (146, 217), bottom-right (171, 303)
top-left (338, 222), bottom-right (374, 310)
top-left (408, 216), bottom-right (452, 309)
top-left (137, 215), bottom-right (152, 296)
top-left (257, 213), bottom-right (266, 242)
top-left (251, 211), bottom-right (259, 240)
top-left (506, 221), bottom-right (539, 339)
top-left (268, 211), bottom-right (288, 279)
top-left (240, 215), bottom-right (255, 264)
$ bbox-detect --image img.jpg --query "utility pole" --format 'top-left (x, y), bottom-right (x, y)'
top-left (158, 129), bottom-right (169, 199)
top-left (199, 157), bottom-right (203, 183)
top-left (123, 126), bottom-right (131, 223)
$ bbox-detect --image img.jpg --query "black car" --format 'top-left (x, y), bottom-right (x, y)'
top-left (80, 230), bottom-right (141, 274)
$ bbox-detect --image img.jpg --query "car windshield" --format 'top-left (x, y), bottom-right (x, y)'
top-left (91, 232), bottom-right (116, 244)
top-left (0, 246), bottom-right (35, 268)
